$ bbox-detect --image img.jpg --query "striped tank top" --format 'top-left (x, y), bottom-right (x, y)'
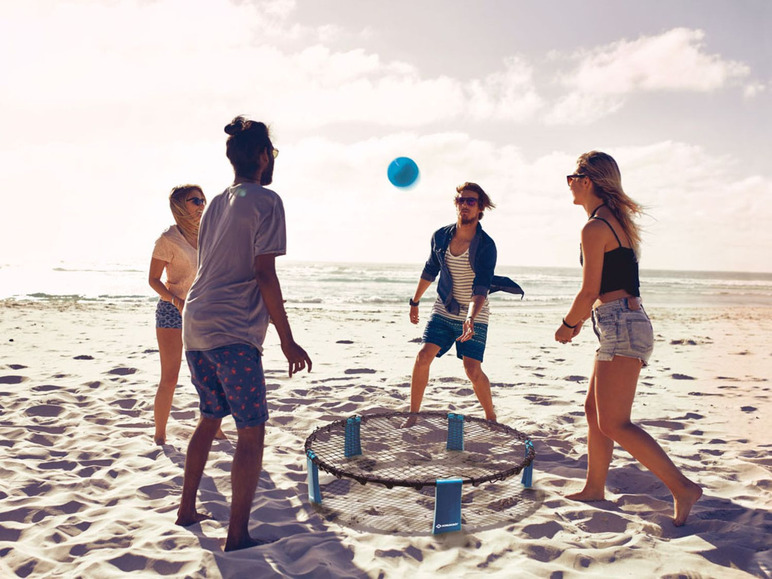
top-left (432, 248), bottom-right (490, 323)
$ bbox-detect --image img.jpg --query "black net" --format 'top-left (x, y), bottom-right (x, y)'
top-left (305, 411), bottom-right (535, 489)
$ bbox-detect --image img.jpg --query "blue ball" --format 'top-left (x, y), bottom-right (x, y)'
top-left (387, 157), bottom-right (420, 188)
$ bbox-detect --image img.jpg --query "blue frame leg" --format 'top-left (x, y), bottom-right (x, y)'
top-left (344, 416), bottom-right (362, 457)
top-left (307, 450), bottom-right (322, 504)
top-left (446, 413), bottom-right (464, 451)
top-left (433, 477), bottom-right (463, 534)
top-left (521, 439), bottom-right (534, 488)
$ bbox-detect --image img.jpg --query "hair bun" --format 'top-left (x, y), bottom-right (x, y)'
top-left (224, 116), bottom-right (248, 136)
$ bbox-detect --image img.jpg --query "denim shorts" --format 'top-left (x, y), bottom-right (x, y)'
top-left (592, 298), bottom-right (654, 366)
top-left (155, 299), bottom-right (182, 329)
top-left (185, 344), bottom-right (268, 429)
top-left (423, 313), bottom-right (488, 362)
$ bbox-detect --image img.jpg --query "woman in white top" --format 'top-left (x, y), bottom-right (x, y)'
top-left (149, 184), bottom-right (222, 444)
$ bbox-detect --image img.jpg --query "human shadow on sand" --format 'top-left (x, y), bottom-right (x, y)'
top-left (307, 475), bottom-right (544, 536)
top-left (163, 444), bottom-right (369, 578)
top-left (524, 433), bottom-right (772, 577)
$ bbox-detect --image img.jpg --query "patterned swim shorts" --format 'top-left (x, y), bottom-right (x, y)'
top-left (155, 299), bottom-right (182, 329)
top-left (185, 344), bottom-right (268, 428)
top-left (422, 313), bottom-right (488, 362)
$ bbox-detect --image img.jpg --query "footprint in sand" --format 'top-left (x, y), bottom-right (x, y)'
top-left (522, 520), bottom-right (562, 539)
top-left (344, 368), bottom-right (377, 375)
top-left (107, 367), bottom-right (137, 376)
top-left (579, 510), bottom-right (630, 533)
top-left (25, 405), bottom-right (64, 418)
top-left (0, 375), bottom-right (27, 384)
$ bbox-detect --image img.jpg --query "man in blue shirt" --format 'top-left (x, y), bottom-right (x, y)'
top-left (407, 182), bottom-right (520, 424)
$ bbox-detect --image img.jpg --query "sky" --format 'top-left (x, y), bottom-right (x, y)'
top-left (1, 0), bottom-right (770, 272)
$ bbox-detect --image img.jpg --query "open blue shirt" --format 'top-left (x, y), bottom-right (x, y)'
top-left (421, 223), bottom-right (522, 316)
top-left (421, 223), bottom-right (496, 315)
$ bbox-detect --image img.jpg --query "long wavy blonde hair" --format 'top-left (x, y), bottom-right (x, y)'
top-left (169, 184), bottom-right (204, 248)
top-left (576, 151), bottom-right (644, 254)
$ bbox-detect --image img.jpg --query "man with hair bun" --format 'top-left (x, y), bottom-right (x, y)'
top-left (175, 116), bottom-right (312, 551)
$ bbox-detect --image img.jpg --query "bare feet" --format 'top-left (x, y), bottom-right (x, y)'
top-left (214, 428), bottom-right (228, 441)
top-left (154, 434), bottom-right (166, 446)
top-left (400, 415), bottom-right (418, 429)
top-left (175, 511), bottom-right (211, 527)
top-left (566, 488), bottom-right (606, 502)
top-left (672, 481), bottom-right (702, 526)
top-left (224, 534), bottom-right (275, 551)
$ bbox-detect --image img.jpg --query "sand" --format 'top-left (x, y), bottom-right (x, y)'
top-left (0, 298), bottom-right (770, 577)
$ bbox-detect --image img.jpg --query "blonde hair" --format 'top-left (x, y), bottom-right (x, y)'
top-left (576, 151), bottom-right (643, 253)
top-left (169, 185), bottom-right (204, 248)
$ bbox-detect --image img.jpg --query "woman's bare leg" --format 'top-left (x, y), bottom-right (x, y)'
top-left (594, 356), bottom-right (702, 525)
top-left (566, 366), bottom-right (614, 501)
top-left (155, 327), bottom-right (182, 444)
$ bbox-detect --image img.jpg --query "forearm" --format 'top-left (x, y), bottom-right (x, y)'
top-left (149, 278), bottom-right (178, 302)
top-left (412, 278), bottom-right (433, 302)
top-left (563, 289), bottom-right (597, 326)
top-left (255, 270), bottom-right (294, 344)
top-left (466, 295), bottom-right (486, 321)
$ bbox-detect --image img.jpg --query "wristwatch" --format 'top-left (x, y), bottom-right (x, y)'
top-left (409, 298), bottom-right (420, 307)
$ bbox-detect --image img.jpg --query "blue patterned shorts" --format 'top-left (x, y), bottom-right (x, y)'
top-left (185, 344), bottom-right (268, 429)
top-left (592, 298), bottom-right (654, 366)
top-left (423, 313), bottom-right (488, 362)
top-left (155, 299), bottom-right (182, 329)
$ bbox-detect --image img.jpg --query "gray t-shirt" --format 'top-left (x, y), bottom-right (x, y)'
top-left (183, 183), bottom-right (286, 353)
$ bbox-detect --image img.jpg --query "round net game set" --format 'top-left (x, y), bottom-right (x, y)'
top-left (304, 411), bottom-right (535, 534)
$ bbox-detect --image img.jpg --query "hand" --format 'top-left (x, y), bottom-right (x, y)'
top-left (571, 320), bottom-right (584, 338)
top-left (409, 304), bottom-right (419, 325)
top-left (555, 323), bottom-right (574, 344)
top-left (172, 296), bottom-right (185, 313)
top-left (281, 341), bottom-right (312, 377)
top-left (457, 318), bottom-right (475, 342)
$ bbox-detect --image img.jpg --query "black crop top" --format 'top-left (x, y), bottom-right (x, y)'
top-left (580, 215), bottom-right (640, 297)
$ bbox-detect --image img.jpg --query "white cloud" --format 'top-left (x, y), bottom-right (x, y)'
top-left (563, 28), bottom-right (750, 94)
top-left (466, 57), bottom-right (544, 122)
top-left (743, 81), bottom-right (768, 99)
top-left (543, 92), bottom-right (624, 126)
top-left (0, 0), bottom-right (544, 133)
top-left (543, 28), bottom-right (753, 125)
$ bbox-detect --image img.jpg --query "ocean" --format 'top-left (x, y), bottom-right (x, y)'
top-left (1, 261), bottom-right (771, 310)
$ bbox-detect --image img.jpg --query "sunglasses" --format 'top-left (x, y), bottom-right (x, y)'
top-left (455, 196), bottom-right (479, 207)
top-left (566, 174), bottom-right (586, 185)
top-left (187, 197), bottom-right (206, 206)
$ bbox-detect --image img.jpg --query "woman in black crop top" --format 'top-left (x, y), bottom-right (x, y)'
top-left (555, 151), bottom-right (701, 526)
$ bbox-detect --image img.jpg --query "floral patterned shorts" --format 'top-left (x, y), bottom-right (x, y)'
top-left (185, 344), bottom-right (268, 428)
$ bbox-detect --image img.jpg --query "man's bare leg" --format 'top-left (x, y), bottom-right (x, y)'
top-left (224, 424), bottom-right (266, 551)
top-left (463, 357), bottom-right (496, 421)
top-left (176, 415), bottom-right (222, 526)
top-left (403, 343), bottom-right (441, 427)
